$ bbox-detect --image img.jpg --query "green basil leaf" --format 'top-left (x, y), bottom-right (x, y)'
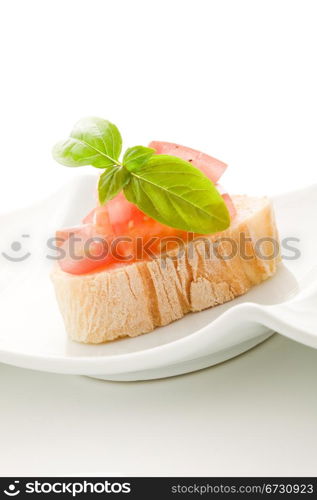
top-left (123, 145), bottom-right (155, 172)
top-left (98, 166), bottom-right (130, 204)
top-left (123, 155), bottom-right (230, 234)
top-left (52, 117), bottom-right (122, 168)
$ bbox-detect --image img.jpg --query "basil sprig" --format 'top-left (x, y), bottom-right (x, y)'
top-left (53, 117), bottom-right (230, 234)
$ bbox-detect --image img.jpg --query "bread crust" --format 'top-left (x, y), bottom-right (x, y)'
top-left (51, 195), bottom-right (280, 343)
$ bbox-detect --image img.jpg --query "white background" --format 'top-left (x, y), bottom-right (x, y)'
top-left (0, 0), bottom-right (316, 213)
top-left (1, 0), bottom-right (317, 477)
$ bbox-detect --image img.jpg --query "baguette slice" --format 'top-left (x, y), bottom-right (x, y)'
top-left (51, 195), bottom-right (280, 344)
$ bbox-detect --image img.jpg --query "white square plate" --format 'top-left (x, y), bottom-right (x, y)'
top-left (0, 176), bottom-right (316, 380)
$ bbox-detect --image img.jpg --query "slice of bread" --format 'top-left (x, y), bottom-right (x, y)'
top-left (51, 195), bottom-right (280, 343)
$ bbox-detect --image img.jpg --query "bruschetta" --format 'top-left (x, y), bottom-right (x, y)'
top-left (51, 194), bottom-right (280, 343)
top-left (51, 119), bottom-right (280, 344)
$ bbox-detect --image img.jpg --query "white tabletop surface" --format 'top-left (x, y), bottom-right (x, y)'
top-left (1, 333), bottom-right (317, 477)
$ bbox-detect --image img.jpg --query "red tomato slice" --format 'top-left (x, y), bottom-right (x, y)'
top-left (106, 192), bottom-right (145, 236)
top-left (106, 192), bottom-right (185, 258)
top-left (56, 225), bottom-right (87, 247)
top-left (58, 187), bottom-right (235, 275)
top-left (56, 224), bottom-right (116, 275)
top-left (149, 141), bottom-right (227, 184)
top-left (107, 192), bottom-right (181, 238)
